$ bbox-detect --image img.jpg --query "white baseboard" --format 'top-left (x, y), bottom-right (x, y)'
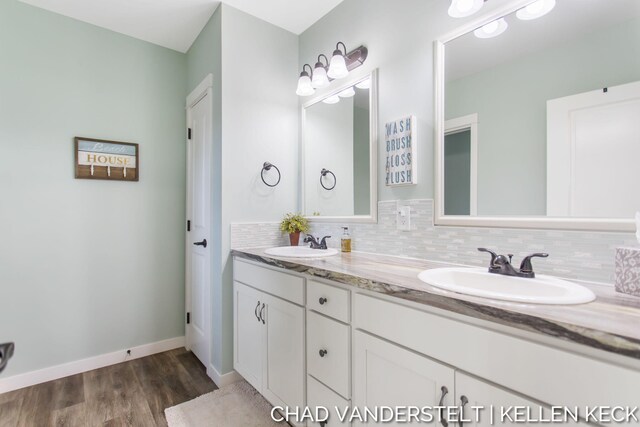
top-left (208, 364), bottom-right (242, 388)
top-left (0, 336), bottom-right (185, 394)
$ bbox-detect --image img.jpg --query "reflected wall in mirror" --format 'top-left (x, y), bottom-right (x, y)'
top-left (437, 0), bottom-right (640, 230)
top-left (302, 70), bottom-right (378, 221)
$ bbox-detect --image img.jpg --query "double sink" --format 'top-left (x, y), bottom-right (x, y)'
top-left (263, 246), bottom-right (595, 305)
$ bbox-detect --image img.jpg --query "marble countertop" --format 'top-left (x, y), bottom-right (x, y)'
top-left (232, 248), bottom-right (640, 360)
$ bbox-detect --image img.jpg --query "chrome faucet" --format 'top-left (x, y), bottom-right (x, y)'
top-left (478, 248), bottom-right (548, 278)
top-left (304, 234), bottom-right (331, 250)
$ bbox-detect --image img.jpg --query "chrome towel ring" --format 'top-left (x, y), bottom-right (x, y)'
top-left (261, 162), bottom-right (281, 187)
top-left (320, 168), bottom-right (336, 190)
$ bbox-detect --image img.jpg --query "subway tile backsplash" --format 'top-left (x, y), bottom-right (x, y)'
top-left (231, 199), bottom-right (638, 285)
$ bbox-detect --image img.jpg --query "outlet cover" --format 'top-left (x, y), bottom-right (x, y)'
top-left (397, 205), bottom-right (411, 231)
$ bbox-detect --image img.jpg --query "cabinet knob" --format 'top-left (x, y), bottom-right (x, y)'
top-left (319, 349), bottom-right (328, 357)
top-left (319, 297), bottom-right (328, 305)
top-left (319, 423), bottom-right (326, 427)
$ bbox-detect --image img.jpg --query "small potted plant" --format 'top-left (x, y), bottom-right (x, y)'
top-left (280, 213), bottom-right (310, 246)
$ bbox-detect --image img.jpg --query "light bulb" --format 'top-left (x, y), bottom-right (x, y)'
top-left (448, 0), bottom-right (484, 18)
top-left (338, 87), bottom-right (355, 98)
top-left (322, 95), bottom-right (340, 104)
top-left (516, 0), bottom-right (556, 20)
top-left (312, 64), bottom-right (329, 88)
top-left (474, 18), bottom-right (508, 39)
top-left (328, 51), bottom-right (349, 79)
top-left (295, 72), bottom-right (314, 96)
top-left (355, 79), bottom-right (370, 90)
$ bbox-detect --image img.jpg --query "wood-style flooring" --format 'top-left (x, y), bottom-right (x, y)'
top-left (0, 348), bottom-right (217, 427)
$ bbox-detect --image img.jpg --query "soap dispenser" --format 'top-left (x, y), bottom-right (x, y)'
top-left (341, 226), bottom-right (352, 253)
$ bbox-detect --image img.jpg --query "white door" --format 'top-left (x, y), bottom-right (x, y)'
top-left (262, 293), bottom-right (305, 412)
top-left (353, 330), bottom-right (455, 426)
top-left (233, 281), bottom-right (264, 391)
top-left (185, 83), bottom-right (212, 367)
top-left (547, 80), bottom-right (640, 218)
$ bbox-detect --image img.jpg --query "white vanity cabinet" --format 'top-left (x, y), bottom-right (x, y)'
top-left (233, 260), bottom-right (305, 413)
top-left (233, 257), bottom-right (639, 427)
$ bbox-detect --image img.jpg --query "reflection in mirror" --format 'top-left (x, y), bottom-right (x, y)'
top-left (303, 73), bottom-right (375, 219)
top-left (442, 0), bottom-right (640, 221)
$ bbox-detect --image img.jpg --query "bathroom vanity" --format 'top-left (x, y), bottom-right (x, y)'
top-left (232, 248), bottom-right (640, 426)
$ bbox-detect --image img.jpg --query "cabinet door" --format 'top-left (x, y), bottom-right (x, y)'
top-left (233, 281), bottom-right (264, 391)
top-left (353, 330), bottom-right (455, 426)
top-left (455, 372), bottom-right (588, 426)
top-left (262, 293), bottom-right (305, 411)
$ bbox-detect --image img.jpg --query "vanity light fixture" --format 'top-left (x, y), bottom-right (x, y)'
top-left (296, 64), bottom-right (315, 96)
top-left (312, 55), bottom-right (330, 89)
top-left (297, 43), bottom-right (368, 96)
top-left (474, 17), bottom-right (508, 38)
top-left (328, 42), bottom-right (349, 79)
top-left (338, 87), bottom-right (355, 98)
top-left (448, 0), bottom-right (484, 18)
top-left (322, 95), bottom-right (341, 104)
top-left (516, 0), bottom-right (556, 20)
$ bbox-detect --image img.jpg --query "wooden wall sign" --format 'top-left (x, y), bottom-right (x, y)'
top-left (385, 115), bottom-right (417, 186)
top-left (74, 137), bottom-right (139, 181)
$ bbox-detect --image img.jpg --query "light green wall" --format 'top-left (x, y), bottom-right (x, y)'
top-left (446, 17), bottom-right (640, 216)
top-left (186, 7), bottom-right (224, 377)
top-left (299, 0), bottom-right (508, 202)
top-left (186, 4), bottom-right (299, 377)
top-left (0, 1), bottom-right (187, 376)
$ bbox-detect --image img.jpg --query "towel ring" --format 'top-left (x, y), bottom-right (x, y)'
top-left (261, 162), bottom-right (281, 187)
top-left (320, 168), bottom-right (336, 191)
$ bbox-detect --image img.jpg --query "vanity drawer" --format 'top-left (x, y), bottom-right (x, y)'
top-left (233, 258), bottom-right (304, 305)
top-left (307, 311), bottom-right (350, 398)
top-left (307, 280), bottom-right (350, 323)
top-left (307, 375), bottom-right (350, 427)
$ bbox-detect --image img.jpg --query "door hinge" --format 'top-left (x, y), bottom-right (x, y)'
top-left (187, 220), bottom-right (191, 232)
top-left (187, 128), bottom-right (192, 140)
top-left (186, 312), bottom-right (191, 324)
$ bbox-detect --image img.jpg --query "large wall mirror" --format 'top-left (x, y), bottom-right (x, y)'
top-left (302, 70), bottom-right (378, 222)
top-left (435, 0), bottom-right (640, 231)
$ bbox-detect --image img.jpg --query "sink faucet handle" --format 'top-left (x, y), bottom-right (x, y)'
top-left (477, 248), bottom-right (498, 266)
top-left (319, 236), bottom-right (331, 249)
top-left (519, 253), bottom-right (549, 274)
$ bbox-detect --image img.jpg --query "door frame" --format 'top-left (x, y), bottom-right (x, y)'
top-left (444, 114), bottom-right (478, 216)
top-left (185, 74), bottom-right (214, 369)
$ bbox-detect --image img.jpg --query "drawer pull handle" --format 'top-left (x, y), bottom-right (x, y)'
top-left (438, 386), bottom-right (449, 427)
top-left (459, 395), bottom-right (468, 427)
top-left (260, 303), bottom-right (266, 324)
top-left (319, 349), bottom-right (328, 357)
top-left (255, 301), bottom-right (261, 322)
top-left (319, 297), bottom-right (328, 305)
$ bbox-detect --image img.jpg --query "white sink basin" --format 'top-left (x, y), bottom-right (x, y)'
top-left (417, 267), bottom-right (595, 305)
top-left (264, 246), bottom-right (339, 258)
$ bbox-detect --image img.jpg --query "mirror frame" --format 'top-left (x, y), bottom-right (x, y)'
top-left (434, 0), bottom-right (635, 232)
top-left (301, 68), bottom-right (378, 223)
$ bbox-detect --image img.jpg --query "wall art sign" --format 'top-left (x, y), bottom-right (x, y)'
top-left (74, 137), bottom-right (139, 181)
top-left (385, 115), bottom-right (416, 186)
